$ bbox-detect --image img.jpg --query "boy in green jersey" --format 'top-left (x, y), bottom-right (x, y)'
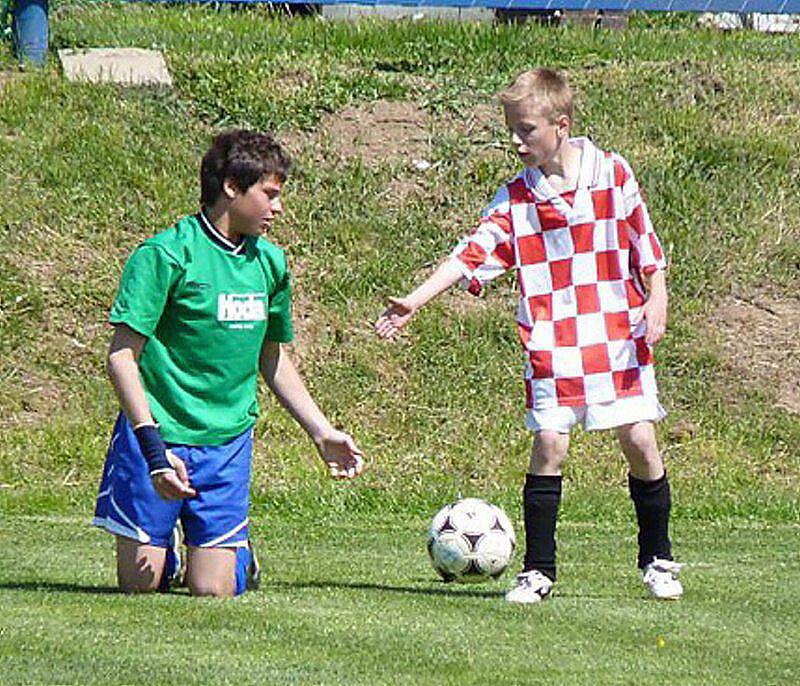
top-left (94, 130), bottom-right (364, 597)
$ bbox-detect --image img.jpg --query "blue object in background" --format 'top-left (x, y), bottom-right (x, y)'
top-left (12, 0), bottom-right (48, 67)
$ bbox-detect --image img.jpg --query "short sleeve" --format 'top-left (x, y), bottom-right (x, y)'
top-left (450, 184), bottom-right (514, 296)
top-left (110, 244), bottom-right (181, 337)
top-left (615, 156), bottom-right (667, 276)
top-left (265, 257), bottom-right (294, 343)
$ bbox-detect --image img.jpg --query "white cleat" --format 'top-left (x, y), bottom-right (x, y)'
top-left (642, 559), bottom-right (683, 600)
top-left (505, 570), bottom-right (554, 604)
top-left (166, 521), bottom-right (186, 589)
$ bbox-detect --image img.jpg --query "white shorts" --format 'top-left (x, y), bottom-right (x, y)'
top-left (526, 395), bottom-right (666, 434)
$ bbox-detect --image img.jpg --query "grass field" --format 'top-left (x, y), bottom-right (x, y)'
top-left (0, 3), bottom-right (799, 684)
top-left (2, 514), bottom-right (799, 685)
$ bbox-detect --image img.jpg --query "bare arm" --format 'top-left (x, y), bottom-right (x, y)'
top-left (259, 341), bottom-right (363, 479)
top-left (643, 269), bottom-right (668, 345)
top-left (374, 258), bottom-right (464, 339)
top-left (107, 324), bottom-right (195, 499)
top-left (107, 324), bottom-right (154, 427)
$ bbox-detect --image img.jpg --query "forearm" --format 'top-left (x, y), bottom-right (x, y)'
top-left (107, 325), bottom-right (153, 428)
top-left (645, 269), bottom-right (668, 303)
top-left (405, 258), bottom-right (464, 310)
top-left (108, 350), bottom-right (154, 427)
top-left (260, 343), bottom-right (332, 443)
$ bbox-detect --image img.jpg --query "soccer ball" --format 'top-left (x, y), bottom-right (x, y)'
top-left (427, 498), bottom-right (516, 583)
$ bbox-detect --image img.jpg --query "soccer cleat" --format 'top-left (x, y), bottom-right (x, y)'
top-left (642, 558), bottom-right (683, 600)
top-left (504, 569), bottom-right (554, 604)
top-left (160, 521), bottom-right (186, 591)
top-left (246, 539), bottom-right (261, 591)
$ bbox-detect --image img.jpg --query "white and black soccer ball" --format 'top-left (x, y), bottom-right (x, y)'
top-left (427, 498), bottom-right (516, 583)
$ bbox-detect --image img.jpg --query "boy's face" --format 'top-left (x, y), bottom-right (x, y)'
top-left (504, 99), bottom-right (569, 169)
top-left (225, 174), bottom-right (284, 237)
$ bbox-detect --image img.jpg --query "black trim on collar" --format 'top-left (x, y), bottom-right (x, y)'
top-left (197, 211), bottom-right (246, 254)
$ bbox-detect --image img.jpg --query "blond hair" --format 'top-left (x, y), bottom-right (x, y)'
top-left (499, 69), bottom-right (574, 123)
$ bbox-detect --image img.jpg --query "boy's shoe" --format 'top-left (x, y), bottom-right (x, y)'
top-left (160, 521), bottom-right (186, 590)
top-left (246, 540), bottom-right (261, 591)
top-left (642, 559), bottom-right (683, 600)
top-left (504, 570), bottom-right (554, 604)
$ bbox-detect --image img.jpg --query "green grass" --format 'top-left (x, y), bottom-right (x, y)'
top-left (1, 513), bottom-right (799, 685)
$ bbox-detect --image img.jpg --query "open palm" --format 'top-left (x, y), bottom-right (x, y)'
top-left (375, 297), bottom-right (417, 339)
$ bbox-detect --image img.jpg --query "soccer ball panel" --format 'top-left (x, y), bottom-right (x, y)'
top-left (428, 503), bottom-right (452, 539)
top-left (491, 504), bottom-right (516, 546)
top-left (428, 498), bottom-right (515, 583)
top-left (429, 532), bottom-right (472, 576)
top-left (473, 530), bottom-right (514, 577)
top-left (448, 498), bottom-right (496, 535)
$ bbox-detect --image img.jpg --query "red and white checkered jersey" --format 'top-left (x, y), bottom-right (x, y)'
top-left (451, 138), bottom-right (667, 409)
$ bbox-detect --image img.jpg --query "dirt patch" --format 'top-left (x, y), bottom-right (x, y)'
top-left (274, 68), bottom-right (312, 94)
top-left (665, 60), bottom-right (727, 107)
top-left (710, 294), bottom-right (800, 414)
top-left (283, 97), bottom-right (507, 172)
top-left (319, 100), bottom-right (433, 165)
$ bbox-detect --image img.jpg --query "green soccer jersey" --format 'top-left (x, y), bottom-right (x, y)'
top-left (110, 214), bottom-right (294, 445)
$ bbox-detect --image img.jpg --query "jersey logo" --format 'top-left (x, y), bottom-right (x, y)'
top-left (217, 293), bottom-right (266, 322)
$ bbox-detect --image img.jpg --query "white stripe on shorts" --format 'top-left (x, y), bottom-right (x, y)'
top-left (92, 490), bottom-right (152, 543)
top-left (92, 514), bottom-right (151, 544)
top-left (198, 517), bottom-right (249, 548)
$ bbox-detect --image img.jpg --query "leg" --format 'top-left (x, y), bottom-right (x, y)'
top-left (116, 536), bottom-right (167, 593)
top-left (506, 429), bottom-right (570, 603)
top-left (523, 430), bottom-right (570, 579)
top-left (616, 421), bottom-right (672, 568)
top-left (529, 430), bottom-right (570, 476)
top-left (616, 420), bottom-right (664, 481)
top-left (185, 546), bottom-right (237, 597)
top-left (12, 0), bottom-right (49, 67)
top-left (181, 427), bottom-right (255, 597)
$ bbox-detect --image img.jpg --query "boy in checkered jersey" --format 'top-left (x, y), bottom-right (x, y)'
top-left (376, 68), bottom-right (682, 602)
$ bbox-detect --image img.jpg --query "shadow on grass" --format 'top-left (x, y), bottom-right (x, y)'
top-left (271, 578), bottom-right (505, 599)
top-left (269, 579), bottom-right (651, 602)
top-left (0, 581), bottom-right (121, 595)
top-left (0, 580), bottom-right (642, 602)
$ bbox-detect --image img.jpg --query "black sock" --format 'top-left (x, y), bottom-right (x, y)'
top-left (523, 473), bottom-right (562, 581)
top-left (628, 472), bottom-right (673, 569)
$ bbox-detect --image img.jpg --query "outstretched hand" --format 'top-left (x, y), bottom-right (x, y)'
top-left (374, 296), bottom-right (417, 339)
top-left (315, 429), bottom-right (365, 479)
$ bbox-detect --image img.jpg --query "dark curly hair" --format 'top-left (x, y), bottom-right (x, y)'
top-left (200, 129), bottom-right (291, 206)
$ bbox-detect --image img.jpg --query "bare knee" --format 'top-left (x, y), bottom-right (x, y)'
top-left (617, 421), bottom-right (663, 480)
top-left (187, 577), bottom-right (235, 598)
top-left (530, 430), bottom-right (570, 475)
top-left (185, 546), bottom-right (236, 598)
top-left (116, 537), bottom-right (165, 594)
top-left (118, 575), bottom-right (161, 594)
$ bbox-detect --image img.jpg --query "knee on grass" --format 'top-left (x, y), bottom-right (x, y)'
top-left (187, 576), bottom-right (236, 598)
top-left (185, 545), bottom-right (239, 597)
top-left (117, 567), bottom-right (164, 594)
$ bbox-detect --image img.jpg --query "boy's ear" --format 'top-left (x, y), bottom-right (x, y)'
top-left (556, 114), bottom-right (571, 138)
top-left (222, 178), bottom-right (240, 199)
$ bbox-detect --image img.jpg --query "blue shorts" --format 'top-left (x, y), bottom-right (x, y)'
top-left (93, 413), bottom-right (253, 549)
